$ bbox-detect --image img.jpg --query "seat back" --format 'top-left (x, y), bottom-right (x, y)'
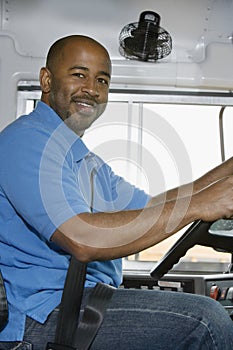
top-left (0, 270), bottom-right (8, 331)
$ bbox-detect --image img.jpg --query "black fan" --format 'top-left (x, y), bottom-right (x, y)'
top-left (119, 11), bottom-right (172, 62)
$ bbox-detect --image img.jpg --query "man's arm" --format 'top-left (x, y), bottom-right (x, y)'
top-left (193, 156), bottom-right (233, 190)
top-left (148, 156), bottom-right (233, 206)
top-left (51, 174), bottom-right (233, 263)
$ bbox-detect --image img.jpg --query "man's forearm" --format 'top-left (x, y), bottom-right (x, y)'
top-left (52, 195), bottom-right (198, 262)
top-left (193, 156), bottom-right (233, 192)
top-left (149, 156), bottom-right (233, 207)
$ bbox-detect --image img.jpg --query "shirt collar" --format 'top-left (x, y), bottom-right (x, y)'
top-left (35, 101), bottom-right (90, 162)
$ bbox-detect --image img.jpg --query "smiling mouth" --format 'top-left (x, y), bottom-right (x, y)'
top-left (74, 101), bottom-right (96, 115)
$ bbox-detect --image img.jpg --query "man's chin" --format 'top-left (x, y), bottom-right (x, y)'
top-left (64, 116), bottom-right (95, 136)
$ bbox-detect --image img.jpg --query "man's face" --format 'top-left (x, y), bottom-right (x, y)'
top-left (41, 39), bottom-right (111, 136)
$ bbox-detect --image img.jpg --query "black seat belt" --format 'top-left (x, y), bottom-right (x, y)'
top-left (46, 257), bottom-right (115, 350)
top-left (53, 257), bottom-right (87, 347)
top-left (72, 282), bottom-right (115, 350)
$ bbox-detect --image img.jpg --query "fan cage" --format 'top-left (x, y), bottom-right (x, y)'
top-left (119, 22), bottom-right (172, 62)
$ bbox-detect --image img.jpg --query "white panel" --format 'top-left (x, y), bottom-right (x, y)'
top-left (0, 0), bottom-right (232, 97)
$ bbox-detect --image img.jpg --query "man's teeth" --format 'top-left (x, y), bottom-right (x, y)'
top-left (78, 102), bottom-right (92, 107)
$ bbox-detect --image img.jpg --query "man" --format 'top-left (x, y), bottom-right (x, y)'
top-left (0, 35), bottom-right (233, 349)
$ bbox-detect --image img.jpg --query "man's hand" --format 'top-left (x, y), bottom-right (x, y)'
top-left (192, 176), bottom-right (233, 222)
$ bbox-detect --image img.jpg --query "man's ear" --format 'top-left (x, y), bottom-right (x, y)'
top-left (40, 67), bottom-right (51, 93)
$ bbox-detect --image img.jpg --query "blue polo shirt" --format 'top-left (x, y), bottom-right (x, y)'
top-left (0, 101), bottom-right (150, 340)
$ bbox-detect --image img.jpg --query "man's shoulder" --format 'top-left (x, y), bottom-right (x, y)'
top-left (0, 102), bottom-right (60, 144)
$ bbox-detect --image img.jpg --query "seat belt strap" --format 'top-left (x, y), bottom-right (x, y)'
top-left (50, 257), bottom-right (87, 348)
top-left (46, 257), bottom-right (115, 350)
top-left (73, 282), bottom-right (115, 350)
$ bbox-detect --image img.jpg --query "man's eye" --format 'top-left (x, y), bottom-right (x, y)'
top-left (72, 73), bottom-right (84, 78)
top-left (98, 78), bottom-right (109, 85)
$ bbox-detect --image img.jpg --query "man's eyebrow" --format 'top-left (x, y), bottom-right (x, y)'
top-left (69, 66), bottom-right (111, 79)
top-left (69, 65), bottom-right (88, 71)
top-left (99, 71), bottom-right (111, 79)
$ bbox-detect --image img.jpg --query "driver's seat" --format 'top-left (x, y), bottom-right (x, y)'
top-left (0, 269), bottom-right (8, 332)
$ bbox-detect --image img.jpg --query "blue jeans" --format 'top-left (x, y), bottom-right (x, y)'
top-left (1, 288), bottom-right (233, 350)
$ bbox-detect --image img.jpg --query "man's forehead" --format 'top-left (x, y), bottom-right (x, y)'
top-left (61, 41), bottom-right (111, 72)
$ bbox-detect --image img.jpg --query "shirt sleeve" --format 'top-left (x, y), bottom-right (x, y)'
top-left (104, 162), bottom-right (151, 211)
top-left (0, 127), bottom-right (91, 241)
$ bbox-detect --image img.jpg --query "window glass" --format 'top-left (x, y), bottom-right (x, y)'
top-left (139, 104), bottom-right (229, 264)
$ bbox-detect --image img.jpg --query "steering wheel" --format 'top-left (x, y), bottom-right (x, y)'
top-left (150, 219), bottom-right (233, 280)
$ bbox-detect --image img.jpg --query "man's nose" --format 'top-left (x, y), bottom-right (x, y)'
top-left (81, 80), bottom-right (99, 97)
